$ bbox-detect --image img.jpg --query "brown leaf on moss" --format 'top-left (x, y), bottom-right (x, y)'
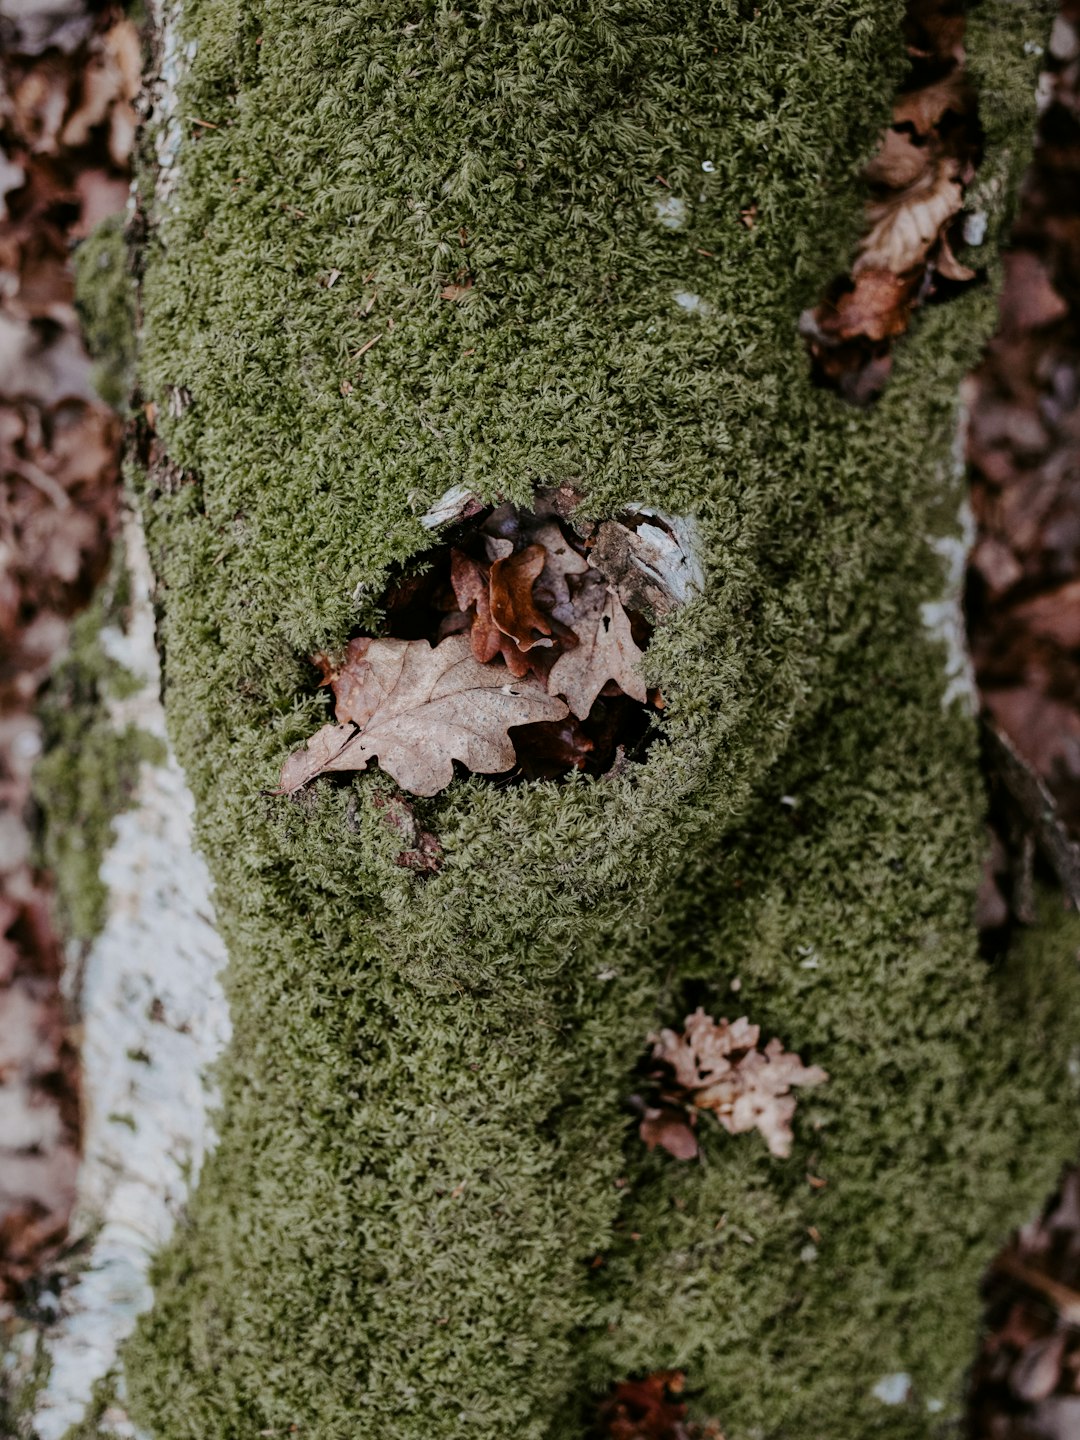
top-left (802, 7), bottom-right (980, 403)
top-left (643, 1009), bottom-right (827, 1160)
top-left (278, 635), bottom-right (569, 796)
top-left (828, 269), bottom-right (918, 343)
top-left (892, 70), bottom-right (972, 135)
top-left (548, 575), bottom-right (647, 720)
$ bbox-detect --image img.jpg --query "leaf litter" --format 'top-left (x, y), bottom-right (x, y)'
top-left (800, 0), bottom-right (983, 403)
top-left (0, 0), bottom-right (135, 1305)
top-left (280, 492), bottom-right (698, 796)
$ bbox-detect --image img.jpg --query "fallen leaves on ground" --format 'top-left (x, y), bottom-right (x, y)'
top-left (0, 1), bottom-right (132, 1302)
top-left (282, 495), bottom-right (699, 794)
top-left (970, 1169), bottom-right (1080, 1439)
top-left (966, 9), bottom-right (1080, 931)
top-left (638, 1009), bottom-right (827, 1161)
top-left (801, 0), bottom-right (981, 403)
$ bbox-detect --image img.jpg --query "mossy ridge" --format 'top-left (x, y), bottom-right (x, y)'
top-left (120, 0), bottom-right (1069, 1437)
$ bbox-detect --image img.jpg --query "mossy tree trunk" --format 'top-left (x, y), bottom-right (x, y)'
top-left (74, 1), bottom-right (1080, 1436)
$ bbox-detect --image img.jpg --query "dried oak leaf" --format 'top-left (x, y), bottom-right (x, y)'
top-left (826, 269), bottom-right (918, 343)
top-left (548, 575), bottom-right (647, 720)
top-left (644, 1009), bottom-right (827, 1160)
top-left (278, 634), bottom-right (569, 797)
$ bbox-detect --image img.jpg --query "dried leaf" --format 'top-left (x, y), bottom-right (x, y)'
top-left (827, 269), bottom-right (917, 343)
top-left (278, 635), bottom-right (569, 797)
top-left (856, 160), bottom-right (964, 275)
top-left (449, 548), bottom-right (531, 675)
top-left (1009, 1330), bottom-right (1067, 1403)
top-left (489, 543), bottom-right (552, 652)
top-left (863, 127), bottom-right (931, 189)
top-left (892, 71), bottom-right (971, 135)
top-left (934, 231), bottom-right (975, 282)
top-left (601, 1373), bottom-right (692, 1440)
top-left (647, 1010), bottom-right (827, 1160)
top-left (547, 577), bottom-right (647, 719)
top-left (639, 1106), bottom-right (699, 1161)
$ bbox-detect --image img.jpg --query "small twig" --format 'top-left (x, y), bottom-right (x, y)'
top-left (350, 334), bottom-right (381, 360)
top-left (4, 454), bottom-right (70, 508)
top-left (992, 1252), bottom-right (1080, 1326)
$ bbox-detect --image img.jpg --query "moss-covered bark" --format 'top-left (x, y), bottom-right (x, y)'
top-left (113, 0), bottom-right (1080, 1436)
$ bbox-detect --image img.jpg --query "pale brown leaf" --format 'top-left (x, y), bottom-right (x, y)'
top-left (856, 160), bottom-right (963, 275)
top-left (547, 576), bottom-right (647, 719)
top-left (934, 232), bottom-right (975, 283)
top-left (278, 635), bottom-right (569, 797)
top-left (647, 1009), bottom-right (827, 1161)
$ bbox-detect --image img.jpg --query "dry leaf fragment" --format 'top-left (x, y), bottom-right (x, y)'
top-left (547, 577), bottom-right (647, 719)
top-left (278, 635), bottom-right (569, 797)
top-left (601, 1373), bottom-right (692, 1440)
top-left (489, 543), bottom-right (552, 652)
top-left (643, 1009), bottom-right (827, 1160)
top-left (855, 160), bottom-right (964, 275)
top-left (826, 269), bottom-right (917, 343)
top-left (863, 127), bottom-right (931, 189)
top-left (639, 1105), bottom-right (699, 1161)
top-left (449, 548), bottom-right (531, 675)
top-left (892, 70), bottom-right (971, 135)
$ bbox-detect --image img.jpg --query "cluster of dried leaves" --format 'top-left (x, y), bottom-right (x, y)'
top-left (279, 494), bottom-right (697, 797)
top-left (0, 1), bottom-right (135, 1302)
top-left (635, 1009), bottom-right (827, 1163)
top-left (598, 1373), bottom-right (725, 1440)
top-left (970, 1169), bottom-right (1080, 1440)
top-left (966, 6), bottom-right (1080, 944)
top-left (801, 0), bottom-right (982, 403)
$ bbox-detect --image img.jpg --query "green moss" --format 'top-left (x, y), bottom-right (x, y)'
top-left (74, 215), bottom-right (138, 410)
top-left (33, 558), bottom-right (165, 944)
top-left (118, 0), bottom-right (1073, 1437)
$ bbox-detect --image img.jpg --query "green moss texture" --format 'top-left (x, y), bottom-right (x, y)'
top-left (116, 0), bottom-right (1078, 1436)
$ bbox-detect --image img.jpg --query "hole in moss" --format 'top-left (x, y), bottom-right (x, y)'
top-left (285, 490), bottom-right (702, 796)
